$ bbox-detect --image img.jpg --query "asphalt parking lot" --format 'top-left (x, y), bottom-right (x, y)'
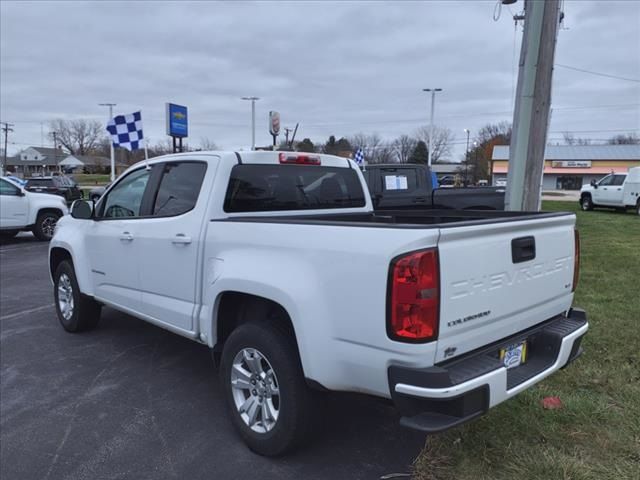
top-left (0, 234), bottom-right (426, 480)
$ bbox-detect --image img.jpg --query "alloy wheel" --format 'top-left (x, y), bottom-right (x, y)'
top-left (57, 273), bottom-right (74, 320)
top-left (230, 348), bottom-right (280, 433)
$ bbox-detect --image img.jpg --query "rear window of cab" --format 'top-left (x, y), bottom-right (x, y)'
top-left (224, 164), bottom-right (366, 213)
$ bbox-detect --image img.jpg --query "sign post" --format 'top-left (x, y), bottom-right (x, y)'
top-left (269, 111), bottom-right (280, 150)
top-left (165, 103), bottom-right (188, 153)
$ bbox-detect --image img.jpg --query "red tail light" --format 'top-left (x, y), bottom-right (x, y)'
top-left (572, 229), bottom-right (580, 292)
top-left (279, 152), bottom-right (321, 165)
top-left (388, 249), bottom-right (440, 342)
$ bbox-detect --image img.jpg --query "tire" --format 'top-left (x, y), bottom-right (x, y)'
top-left (220, 322), bottom-right (318, 456)
top-left (580, 195), bottom-right (594, 211)
top-left (636, 201), bottom-right (640, 216)
top-left (32, 211), bottom-right (60, 241)
top-left (53, 260), bottom-right (101, 332)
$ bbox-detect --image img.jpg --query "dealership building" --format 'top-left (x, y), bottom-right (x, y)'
top-left (492, 144), bottom-right (640, 190)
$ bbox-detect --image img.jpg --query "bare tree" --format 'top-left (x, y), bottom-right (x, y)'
top-left (414, 125), bottom-right (454, 163)
top-left (49, 119), bottom-right (106, 155)
top-left (347, 133), bottom-right (382, 163)
top-left (199, 137), bottom-right (219, 150)
top-left (464, 122), bottom-right (512, 183)
top-left (392, 135), bottom-right (418, 163)
top-left (608, 133), bottom-right (639, 145)
top-left (562, 131), bottom-right (591, 146)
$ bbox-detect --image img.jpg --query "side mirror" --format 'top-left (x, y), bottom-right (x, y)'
top-left (70, 200), bottom-right (94, 220)
top-left (18, 189), bottom-right (26, 197)
top-left (590, 180), bottom-right (597, 188)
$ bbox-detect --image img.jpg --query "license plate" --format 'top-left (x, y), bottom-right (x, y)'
top-left (500, 341), bottom-right (527, 369)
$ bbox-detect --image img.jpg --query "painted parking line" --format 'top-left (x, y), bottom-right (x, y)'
top-left (0, 304), bottom-right (53, 321)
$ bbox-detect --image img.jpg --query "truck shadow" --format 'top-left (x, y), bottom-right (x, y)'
top-left (92, 307), bottom-right (427, 478)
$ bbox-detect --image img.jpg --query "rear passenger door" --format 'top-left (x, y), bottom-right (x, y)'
top-left (135, 159), bottom-right (215, 333)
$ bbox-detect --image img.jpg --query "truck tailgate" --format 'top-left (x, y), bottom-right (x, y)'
top-left (436, 214), bottom-right (576, 363)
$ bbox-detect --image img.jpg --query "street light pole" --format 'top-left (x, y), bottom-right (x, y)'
top-left (241, 96), bottom-right (260, 150)
top-left (464, 128), bottom-right (470, 184)
top-left (99, 103), bottom-right (117, 181)
top-left (423, 88), bottom-right (442, 167)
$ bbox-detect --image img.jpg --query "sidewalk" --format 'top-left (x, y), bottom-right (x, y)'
top-left (541, 190), bottom-right (580, 202)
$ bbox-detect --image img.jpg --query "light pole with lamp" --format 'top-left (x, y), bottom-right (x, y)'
top-left (422, 88), bottom-right (442, 167)
top-left (241, 96), bottom-right (259, 150)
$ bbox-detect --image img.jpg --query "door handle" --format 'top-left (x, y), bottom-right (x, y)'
top-left (172, 234), bottom-right (192, 245)
top-left (120, 232), bottom-right (134, 242)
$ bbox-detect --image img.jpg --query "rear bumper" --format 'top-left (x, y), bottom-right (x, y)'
top-left (388, 308), bottom-right (588, 433)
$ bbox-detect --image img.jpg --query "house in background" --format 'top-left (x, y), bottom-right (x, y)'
top-left (59, 154), bottom-right (126, 174)
top-left (5, 147), bottom-right (128, 177)
top-left (5, 146), bottom-right (67, 176)
top-left (492, 144), bottom-right (640, 190)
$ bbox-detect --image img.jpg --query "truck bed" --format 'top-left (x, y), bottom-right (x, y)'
top-left (220, 209), bottom-right (570, 228)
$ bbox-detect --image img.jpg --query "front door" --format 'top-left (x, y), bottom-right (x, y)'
top-left (0, 179), bottom-right (29, 229)
top-left (135, 160), bottom-right (213, 332)
top-left (592, 174), bottom-right (613, 205)
top-left (85, 167), bottom-right (152, 313)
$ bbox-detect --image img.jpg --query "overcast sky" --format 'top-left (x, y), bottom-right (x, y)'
top-left (1, 0), bottom-right (639, 159)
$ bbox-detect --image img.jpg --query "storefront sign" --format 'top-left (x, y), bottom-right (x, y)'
top-left (551, 160), bottom-right (591, 168)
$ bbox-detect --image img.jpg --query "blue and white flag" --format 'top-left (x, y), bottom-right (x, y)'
top-left (106, 111), bottom-right (144, 151)
top-left (353, 147), bottom-right (365, 165)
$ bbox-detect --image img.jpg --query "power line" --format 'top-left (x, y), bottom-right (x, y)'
top-left (555, 63), bottom-right (640, 83)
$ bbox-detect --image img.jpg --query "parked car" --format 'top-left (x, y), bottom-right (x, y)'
top-left (362, 164), bottom-right (505, 210)
top-left (88, 184), bottom-right (109, 202)
top-left (5, 175), bottom-right (27, 187)
top-left (25, 175), bottom-right (83, 203)
top-left (580, 167), bottom-right (640, 215)
top-left (50, 151), bottom-right (587, 456)
top-left (0, 176), bottom-right (68, 240)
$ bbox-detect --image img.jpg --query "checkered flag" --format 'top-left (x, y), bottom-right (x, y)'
top-left (106, 111), bottom-right (144, 151)
top-left (353, 147), bottom-right (365, 165)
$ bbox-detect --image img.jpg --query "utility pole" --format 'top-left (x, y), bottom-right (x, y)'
top-left (99, 103), bottom-right (117, 181)
top-left (241, 96), bottom-right (259, 150)
top-left (51, 131), bottom-right (59, 173)
top-left (284, 127), bottom-right (293, 146)
top-left (464, 128), bottom-right (470, 184)
top-left (422, 88), bottom-right (442, 167)
top-left (1, 122), bottom-right (14, 175)
top-left (505, 0), bottom-right (562, 211)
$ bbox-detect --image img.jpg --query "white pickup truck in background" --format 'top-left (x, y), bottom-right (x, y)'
top-left (49, 151), bottom-right (588, 456)
top-left (1, 176), bottom-right (69, 240)
top-left (579, 167), bottom-right (640, 215)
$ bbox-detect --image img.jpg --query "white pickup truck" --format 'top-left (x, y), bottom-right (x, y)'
top-left (579, 167), bottom-right (640, 215)
top-left (0, 176), bottom-right (69, 240)
top-left (49, 151), bottom-right (588, 456)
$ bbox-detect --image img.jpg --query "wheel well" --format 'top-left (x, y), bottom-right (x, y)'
top-left (581, 193), bottom-right (592, 200)
top-left (37, 207), bottom-right (64, 219)
top-left (49, 247), bottom-right (72, 278)
top-left (463, 205), bottom-right (494, 211)
top-left (213, 292), bottom-right (298, 365)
